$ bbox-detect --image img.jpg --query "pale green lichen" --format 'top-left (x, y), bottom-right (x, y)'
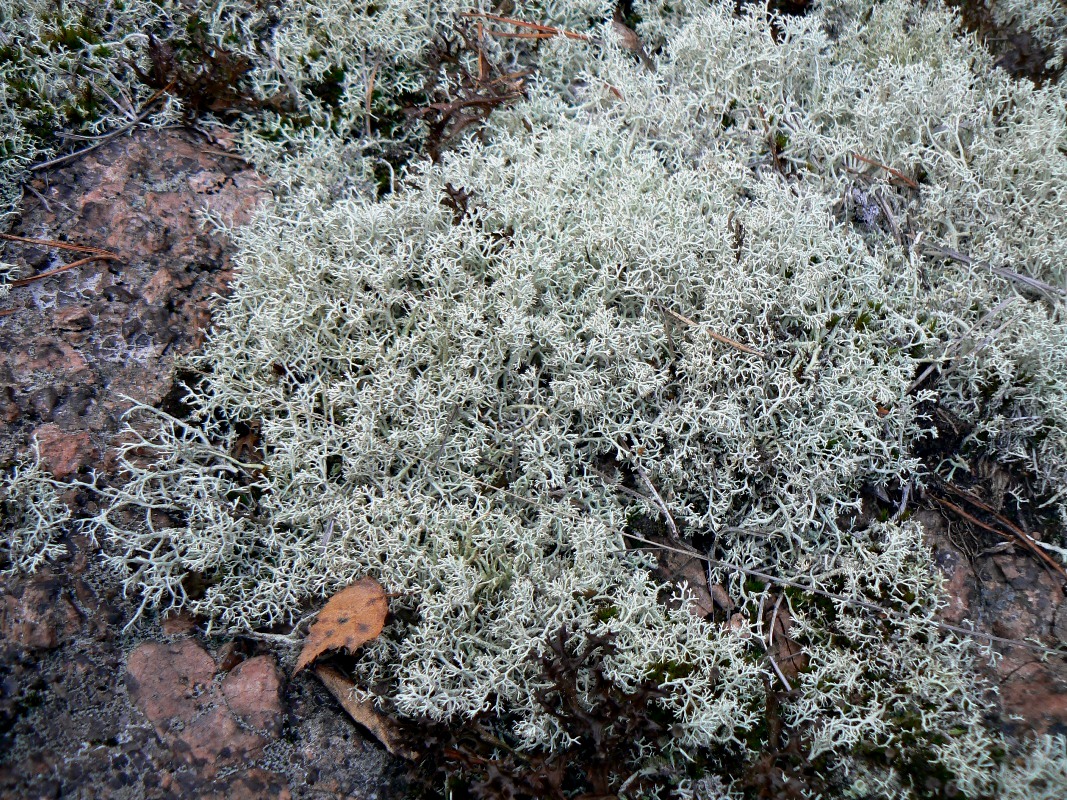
top-left (0, 0), bottom-right (620, 221)
top-left (1, 444), bottom-right (72, 574)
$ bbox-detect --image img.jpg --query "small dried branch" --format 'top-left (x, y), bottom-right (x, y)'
top-left (924, 242), bottom-right (1067, 300)
top-left (459, 11), bottom-right (592, 41)
top-left (852, 153), bottom-right (919, 189)
top-left (765, 595), bottom-right (793, 692)
top-left (0, 233), bottom-right (117, 258)
top-left (30, 83), bottom-right (175, 173)
top-left (932, 485), bottom-right (1067, 581)
top-left (661, 305), bottom-right (766, 358)
top-left (907, 297), bottom-right (1017, 393)
top-left (8, 255), bottom-right (114, 287)
top-left (611, 438), bottom-right (679, 539)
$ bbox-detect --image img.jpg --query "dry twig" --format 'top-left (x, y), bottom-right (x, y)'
top-left (924, 242), bottom-right (1067, 299)
top-left (661, 305), bottom-right (766, 358)
top-left (29, 83), bottom-right (175, 173)
top-left (7, 255), bottom-right (112, 287)
top-left (852, 153), bottom-right (919, 190)
top-left (932, 484), bottom-right (1067, 581)
top-left (459, 11), bottom-right (592, 41)
top-left (0, 233), bottom-right (116, 258)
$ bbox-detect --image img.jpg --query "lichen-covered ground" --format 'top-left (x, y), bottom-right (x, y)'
top-left (3, 2), bottom-right (1067, 798)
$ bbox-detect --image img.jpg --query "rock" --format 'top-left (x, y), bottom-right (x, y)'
top-left (222, 655), bottom-right (284, 735)
top-left (32, 423), bottom-right (96, 479)
top-left (215, 640), bottom-right (247, 672)
top-left (0, 127), bottom-right (267, 469)
top-left (30, 387), bottom-right (59, 419)
top-left (126, 642), bottom-right (286, 777)
top-left (174, 705), bottom-right (268, 775)
top-left (53, 306), bottom-right (92, 331)
top-left (1, 128), bottom-right (404, 798)
top-left (160, 610), bottom-right (198, 636)
top-left (0, 576), bottom-right (81, 652)
top-left (10, 338), bottom-right (91, 386)
top-left (126, 640), bottom-right (216, 730)
top-left (142, 265), bottom-right (195, 305)
top-left (1055, 601), bottom-right (1067, 645)
top-left (198, 768), bottom-right (292, 800)
top-left (924, 508), bottom-right (1067, 735)
top-left (997, 659), bottom-right (1067, 736)
top-left (930, 541), bottom-right (974, 626)
top-left (0, 385), bottom-right (19, 424)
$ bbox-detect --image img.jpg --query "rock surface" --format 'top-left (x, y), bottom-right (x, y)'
top-left (924, 509), bottom-right (1067, 737)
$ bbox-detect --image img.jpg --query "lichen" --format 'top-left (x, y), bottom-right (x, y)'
top-left (1, 443), bottom-right (72, 574)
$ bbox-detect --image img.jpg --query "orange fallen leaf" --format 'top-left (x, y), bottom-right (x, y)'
top-left (294, 577), bottom-right (388, 674)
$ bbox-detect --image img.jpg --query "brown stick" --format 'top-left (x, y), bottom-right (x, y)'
top-left (459, 11), bottom-right (592, 41)
top-left (931, 495), bottom-right (1066, 580)
top-left (935, 486), bottom-right (1067, 579)
top-left (8, 255), bottom-right (109, 287)
top-left (0, 233), bottom-right (117, 259)
top-left (662, 306), bottom-right (766, 358)
top-left (853, 153), bottom-right (919, 189)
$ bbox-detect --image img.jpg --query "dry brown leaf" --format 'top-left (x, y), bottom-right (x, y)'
top-left (656, 549), bottom-right (715, 618)
top-left (314, 665), bottom-right (417, 760)
top-left (294, 577), bottom-right (388, 674)
top-left (768, 603), bottom-right (807, 682)
top-left (709, 583), bottom-right (735, 613)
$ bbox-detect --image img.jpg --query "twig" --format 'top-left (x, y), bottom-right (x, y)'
top-left (930, 495), bottom-right (1065, 580)
top-left (365, 61), bottom-right (380, 139)
top-left (0, 233), bottom-right (117, 258)
top-left (933, 486), bottom-right (1067, 580)
top-left (29, 82), bottom-right (175, 172)
top-left (765, 594), bottom-right (793, 691)
top-left (22, 182), bottom-right (51, 213)
top-left (8, 255), bottom-right (112, 287)
top-left (197, 146), bottom-right (250, 163)
top-left (459, 11), bottom-right (592, 41)
top-left (620, 531), bottom-right (1065, 655)
top-left (924, 243), bottom-right (1066, 299)
top-left (852, 153), bottom-right (919, 189)
top-left (757, 104), bottom-right (784, 175)
top-left (874, 191), bottom-right (902, 244)
top-left (661, 305), bottom-right (766, 358)
top-left (907, 297), bottom-right (1017, 393)
top-left (482, 31), bottom-right (566, 40)
top-left (612, 439), bottom-right (679, 540)
top-left (586, 463), bottom-right (655, 505)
